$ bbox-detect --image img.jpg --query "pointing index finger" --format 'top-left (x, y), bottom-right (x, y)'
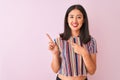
top-left (46, 33), bottom-right (54, 42)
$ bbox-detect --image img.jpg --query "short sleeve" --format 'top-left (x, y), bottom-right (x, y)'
top-left (86, 37), bottom-right (97, 54)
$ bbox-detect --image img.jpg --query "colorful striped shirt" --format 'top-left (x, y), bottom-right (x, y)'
top-left (54, 36), bottom-right (97, 76)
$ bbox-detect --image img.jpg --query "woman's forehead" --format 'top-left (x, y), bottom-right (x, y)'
top-left (68, 9), bottom-right (83, 16)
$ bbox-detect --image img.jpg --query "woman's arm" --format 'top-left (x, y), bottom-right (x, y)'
top-left (71, 41), bottom-right (97, 75)
top-left (51, 53), bottom-right (61, 73)
top-left (82, 53), bottom-right (96, 75)
top-left (46, 34), bottom-right (61, 73)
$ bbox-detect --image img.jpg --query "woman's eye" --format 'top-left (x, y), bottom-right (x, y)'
top-left (77, 16), bottom-right (81, 18)
top-left (70, 16), bottom-right (73, 18)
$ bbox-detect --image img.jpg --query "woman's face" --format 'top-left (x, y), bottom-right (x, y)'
top-left (68, 9), bottom-right (84, 32)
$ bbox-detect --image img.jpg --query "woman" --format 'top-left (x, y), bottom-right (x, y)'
top-left (47, 4), bottom-right (97, 80)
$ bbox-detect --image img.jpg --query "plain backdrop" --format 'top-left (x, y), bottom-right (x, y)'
top-left (0, 0), bottom-right (120, 80)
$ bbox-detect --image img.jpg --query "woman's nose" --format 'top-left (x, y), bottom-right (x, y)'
top-left (73, 17), bottom-right (77, 23)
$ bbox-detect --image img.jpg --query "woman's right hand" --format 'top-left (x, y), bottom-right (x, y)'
top-left (46, 34), bottom-right (59, 56)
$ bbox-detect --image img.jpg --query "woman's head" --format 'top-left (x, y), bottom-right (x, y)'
top-left (60, 4), bottom-right (91, 43)
top-left (67, 8), bottom-right (84, 35)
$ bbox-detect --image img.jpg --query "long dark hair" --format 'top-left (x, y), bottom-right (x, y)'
top-left (60, 4), bottom-right (91, 44)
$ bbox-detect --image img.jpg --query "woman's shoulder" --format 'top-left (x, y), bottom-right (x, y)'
top-left (90, 36), bottom-right (97, 42)
top-left (54, 34), bottom-right (62, 40)
top-left (54, 34), bottom-right (63, 43)
top-left (87, 36), bottom-right (97, 45)
top-left (86, 36), bottom-right (98, 53)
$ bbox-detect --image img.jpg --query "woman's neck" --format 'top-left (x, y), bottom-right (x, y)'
top-left (72, 31), bottom-right (80, 37)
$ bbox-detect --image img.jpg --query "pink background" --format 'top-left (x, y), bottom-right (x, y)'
top-left (0, 0), bottom-right (120, 80)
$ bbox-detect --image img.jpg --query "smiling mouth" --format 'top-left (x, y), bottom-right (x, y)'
top-left (72, 23), bottom-right (78, 27)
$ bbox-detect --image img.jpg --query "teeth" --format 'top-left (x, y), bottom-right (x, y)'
top-left (72, 24), bottom-right (78, 27)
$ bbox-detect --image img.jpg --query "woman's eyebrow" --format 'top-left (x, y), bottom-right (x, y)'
top-left (68, 14), bottom-right (74, 16)
top-left (77, 14), bottom-right (83, 16)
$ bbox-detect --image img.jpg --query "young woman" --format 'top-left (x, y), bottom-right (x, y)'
top-left (47, 4), bottom-right (97, 80)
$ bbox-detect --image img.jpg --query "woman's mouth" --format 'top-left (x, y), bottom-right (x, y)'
top-left (72, 23), bottom-right (78, 27)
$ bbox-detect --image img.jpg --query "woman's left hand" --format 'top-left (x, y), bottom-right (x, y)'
top-left (70, 41), bottom-right (88, 56)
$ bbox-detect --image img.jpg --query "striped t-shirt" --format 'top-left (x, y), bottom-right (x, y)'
top-left (54, 36), bottom-right (97, 76)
